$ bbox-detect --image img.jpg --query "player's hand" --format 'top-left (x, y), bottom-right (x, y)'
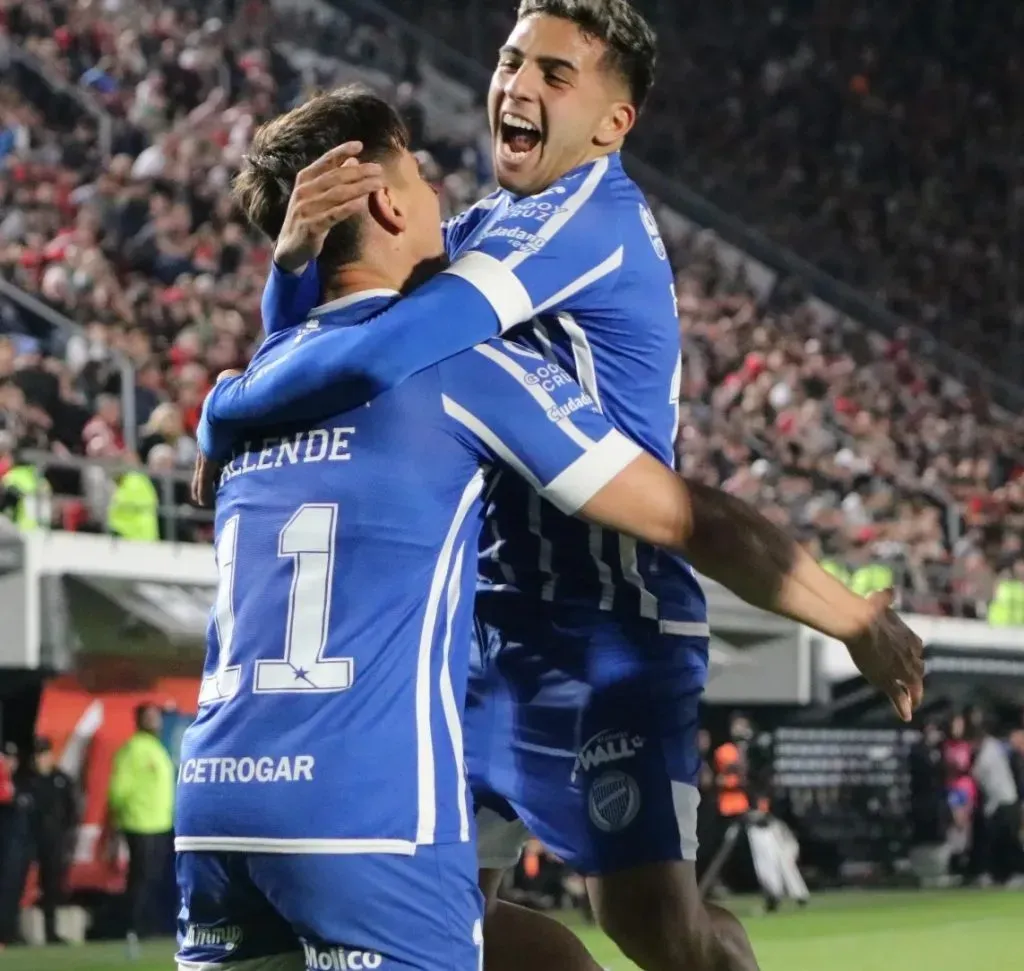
top-left (274, 142), bottom-right (384, 273)
top-left (191, 370), bottom-right (241, 509)
top-left (841, 589), bottom-right (924, 722)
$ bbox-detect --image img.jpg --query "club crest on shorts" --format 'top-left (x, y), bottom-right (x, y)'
top-left (588, 769), bottom-right (641, 832)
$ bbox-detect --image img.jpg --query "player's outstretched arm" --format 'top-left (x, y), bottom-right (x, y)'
top-left (580, 453), bottom-right (925, 722)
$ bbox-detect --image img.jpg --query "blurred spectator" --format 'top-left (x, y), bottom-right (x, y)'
top-left (969, 717), bottom-right (1023, 884)
top-left (107, 703), bottom-right (175, 955)
top-left (107, 459), bottom-right (160, 541)
top-left (0, 743), bottom-right (30, 947)
top-left (23, 737), bottom-right (78, 946)
top-left (0, 432), bottom-right (53, 529)
top-left (908, 721), bottom-right (947, 848)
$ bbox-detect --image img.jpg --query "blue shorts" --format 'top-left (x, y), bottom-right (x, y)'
top-left (176, 844), bottom-right (483, 970)
top-left (467, 599), bottom-right (709, 875)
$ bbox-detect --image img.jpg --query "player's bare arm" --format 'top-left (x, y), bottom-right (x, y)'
top-left (580, 453), bottom-right (925, 723)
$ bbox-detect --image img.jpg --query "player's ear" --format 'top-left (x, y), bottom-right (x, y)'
top-left (367, 184), bottom-right (406, 236)
top-left (593, 100), bottom-right (635, 148)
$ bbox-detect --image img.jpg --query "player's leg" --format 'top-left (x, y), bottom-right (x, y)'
top-left (485, 606), bottom-right (759, 971)
top-left (468, 617), bottom-right (603, 971)
top-left (250, 844), bottom-right (483, 971)
top-left (476, 811), bottom-right (602, 971)
top-left (588, 862), bottom-right (759, 971)
top-left (573, 629), bottom-right (759, 971)
top-left (175, 851), bottom-right (303, 970)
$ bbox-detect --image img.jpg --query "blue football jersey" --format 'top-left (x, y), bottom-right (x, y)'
top-left (174, 291), bottom-right (641, 852)
top-left (207, 153), bottom-right (705, 626)
top-left (442, 154), bottom-right (702, 624)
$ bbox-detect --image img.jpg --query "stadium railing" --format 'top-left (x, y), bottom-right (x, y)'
top-left (0, 278), bottom-right (139, 453)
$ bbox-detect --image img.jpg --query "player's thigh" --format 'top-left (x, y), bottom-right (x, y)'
top-left (506, 629), bottom-right (706, 874)
top-left (176, 851), bottom-right (299, 967)
top-left (250, 843), bottom-right (484, 971)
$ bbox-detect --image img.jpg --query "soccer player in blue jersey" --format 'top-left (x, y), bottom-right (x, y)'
top-left (197, 5), bottom-right (924, 971)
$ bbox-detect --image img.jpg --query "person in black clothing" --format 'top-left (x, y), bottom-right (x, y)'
top-left (0, 744), bottom-right (32, 946)
top-left (24, 738), bottom-right (78, 945)
top-left (908, 721), bottom-right (947, 847)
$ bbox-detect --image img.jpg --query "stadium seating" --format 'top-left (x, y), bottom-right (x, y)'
top-left (1, 0), bottom-right (1022, 620)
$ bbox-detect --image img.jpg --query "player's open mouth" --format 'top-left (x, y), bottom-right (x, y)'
top-left (498, 111), bottom-right (542, 163)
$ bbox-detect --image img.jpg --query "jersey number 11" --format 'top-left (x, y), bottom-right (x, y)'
top-left (199, 503), bottom-right (354, 705)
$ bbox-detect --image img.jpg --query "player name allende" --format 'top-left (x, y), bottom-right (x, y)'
top-left (179, 755), bottom-right (315, 784)
top-left (218, 427), bottom-right (355, 486)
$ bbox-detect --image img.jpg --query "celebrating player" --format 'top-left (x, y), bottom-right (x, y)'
top-left (198, 4), bottom-right (925, 971)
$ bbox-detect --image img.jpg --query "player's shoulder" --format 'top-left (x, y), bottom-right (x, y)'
top-left (444, 189), bottom-right (504, 233)
top-left (440, 338), bottom-right (592, 411)
top-left (439, 336), bottom-right (543, 382)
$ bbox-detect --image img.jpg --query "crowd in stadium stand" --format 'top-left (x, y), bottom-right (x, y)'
top-left (1, 0), bottom-right (1023, 621)
top-left (393, 0), bottom-right (1024, 379)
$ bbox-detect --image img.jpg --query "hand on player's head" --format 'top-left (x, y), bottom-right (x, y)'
top-left (274, 141), bottom-right (384, 273)
top-left (842, 589), bottom-right (925, 723)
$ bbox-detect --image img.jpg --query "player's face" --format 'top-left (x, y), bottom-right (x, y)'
top-left (388, 148), bottom-right (444, 265)
top-left (488, 14), bottom-right (635, 196)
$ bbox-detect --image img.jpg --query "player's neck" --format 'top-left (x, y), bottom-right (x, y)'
top-left (325, 262), bottom-right (407, 303)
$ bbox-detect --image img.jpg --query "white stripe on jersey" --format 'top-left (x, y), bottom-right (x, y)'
top-left (528, 491), bottom-right (556, 601)
top-left (438, 543), bottom-right (472, 842)
top-left (535, 317), bottom-right (614, 609)
top-left (620, 535), bottom-right (659, 619)
top-left (502, 155), bottom-right (609, 272)
top-left (443, 251), bottom-right (533, 333)
top-left (414, 468), bottom-right (486, 845)
top-left (555, 312), bottom-right (659, 617)
top-left (557, 312), bottom-right (603, 412)
top-left (174, 836), bottom-right (416, 855)
top-left (541, 431), bottom-right (642, 515)
top-left (555, 313), bottom-right (618, 609)
top-left (443, 396), bottom-right (545, 494)
top-left (441, 398), bottom-right (638, 516)
top-left (471, 342), bottom-right (595, 451)
top-left (534, 246), bottom-right (623, 315)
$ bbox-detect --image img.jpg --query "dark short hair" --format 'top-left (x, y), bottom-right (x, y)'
top-left (135, 703), bottom-right (158, 730)
top-left (516, 0), bottom-right (657, 110)
top-left (234, 86), bottom-right (409, 275)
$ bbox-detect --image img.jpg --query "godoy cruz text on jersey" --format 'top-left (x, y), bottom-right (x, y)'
top-left (443, 153), bottom-right (706, 626)
top-left (213, 154), bottom-right (707, 626)
top-left (174, 292), bottom-right (643, 854)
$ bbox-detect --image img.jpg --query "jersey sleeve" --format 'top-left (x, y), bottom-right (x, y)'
top-left (212, 159), bottom-right (623, 436)
top-left (443, 156), bottom-right (623, 322)
top-left (261, 262), bottom-right (321, 337)
top-left (439, 339), bottom-right (642, 515)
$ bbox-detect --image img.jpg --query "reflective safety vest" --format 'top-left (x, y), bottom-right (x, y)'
top-left (107, 471), bottom-right (159, 542)
top-left (821, 559), bottom-right (852, 587)
top-left (851, 563), bottom-right (894, 598)
top-left (713, 742), bottom-right (750, 817)
top-left (1, 465), bottom-right (51, 529)
top-left (988, 579), bottom-right (1024, 628)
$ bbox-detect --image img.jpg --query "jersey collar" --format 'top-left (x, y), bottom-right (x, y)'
top-left (308, 289), bottom-right (401, 318)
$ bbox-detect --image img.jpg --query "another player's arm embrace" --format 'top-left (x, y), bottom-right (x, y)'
top-left (432, 341), bottom-right (926, 725)
top-left (203, 156), bottom-right (622, 456)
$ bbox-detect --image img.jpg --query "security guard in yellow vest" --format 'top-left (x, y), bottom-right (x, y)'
top-left (988, 573), bottom-right (1024, 627)
top-left (820, 558), bottom-right (852, 587)
top-left (851, 562), bottom-right (894, 598)
top-left (107, 469), bottom-right (160, 542)
top-left (1, 458), bottom-right (52, 530)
